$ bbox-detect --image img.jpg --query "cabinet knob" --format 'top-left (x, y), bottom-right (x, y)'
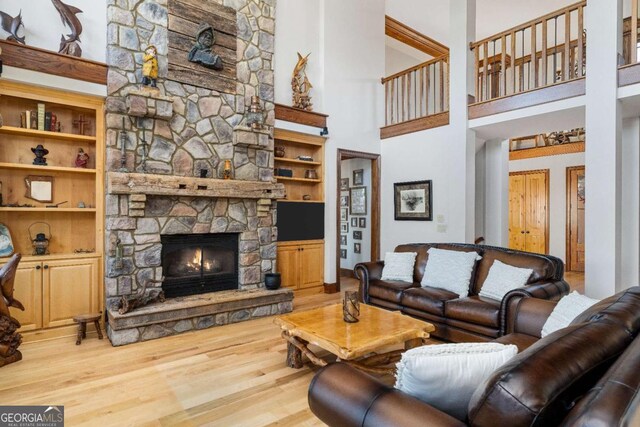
top-left (525, 231), bottom-right (530, 234)
top-left (35, 265), bottom-right (41, 270)
top-left (520, 231), bottom-right (525, 234)
top-left (44, 265), bottom-right (49, 269)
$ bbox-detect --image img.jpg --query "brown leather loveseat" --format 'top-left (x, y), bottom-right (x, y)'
top-left (355, 243), bottom-right (570, 342)
top-left (308, 287), bottom-right (640, 426)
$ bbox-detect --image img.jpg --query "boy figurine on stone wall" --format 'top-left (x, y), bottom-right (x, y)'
top-left (142, 45), bottom-right (158, 88)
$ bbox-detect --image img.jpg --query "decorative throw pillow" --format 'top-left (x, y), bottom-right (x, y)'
top-left (381, 252), bottom-right (418, 283)
top-left (478, 260), bottom-right (534, 301)
top-left (420, 248), bottom-right (481, 297)
top-left (395, 343), bottom-right (518, 421)
top-left (541, 291), bottom-right (600, 337)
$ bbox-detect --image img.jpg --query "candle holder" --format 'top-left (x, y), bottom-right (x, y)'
top-left (342, 291), bottom-right (360, 323)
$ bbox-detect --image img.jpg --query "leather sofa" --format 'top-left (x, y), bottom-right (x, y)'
top-left (308, 286), bottom-right (640, 426)
top-left (355, 243), bottom-right (570, 342)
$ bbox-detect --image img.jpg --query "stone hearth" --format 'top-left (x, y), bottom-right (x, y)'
top-left (104, 0), bottom-right (290, 345)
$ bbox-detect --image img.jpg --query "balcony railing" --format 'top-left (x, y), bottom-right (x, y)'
top-left (470, 1), bottom-right (586, 104)
top-left (382, 56), bottom-right (449, 127)
top-left (624, 0), bottom-right (640, 65)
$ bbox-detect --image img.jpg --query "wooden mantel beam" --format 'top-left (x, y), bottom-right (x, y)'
top-left (385, 15), bottom-right (449, 57)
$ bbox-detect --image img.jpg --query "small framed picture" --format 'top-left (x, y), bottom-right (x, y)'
top-left (353, 169), bottom-right (364, 186)
top-left (359, 217), bottom-right (366, 228)
top-left (351, 217), bottom-right (357, 227)
top-left (341, 222), bottom-right (349, 233)
top-left (353, 230), bottom-right (362, 240)
top-left (340, 249), bottom-right (347, 259)
top-left (340, 235), bottom-right (347, 246)
top-left (340, 195), bottom-right (349, 207)
top-left (350, 186), bottom-right (367, 216)
top-left (394, 180), bottom-right (433, 221)
top-left (354, 243), bottom-right (361, 254)
top-left (340, 208), bottom-right (348, 221)
top-left (340, 178), bottom-right (349, 191)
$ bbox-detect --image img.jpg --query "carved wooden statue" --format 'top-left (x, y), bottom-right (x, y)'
top-left (291, 52), bottom-right (313, 111)
top-left (118, 278), bottom-right (166, 315)
top-left (0, 254), bottom-right (24, 368)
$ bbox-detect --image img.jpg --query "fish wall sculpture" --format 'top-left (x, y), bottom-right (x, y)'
top-left (0, 10), bottom-right (25, 44)
top-left (51, 0), bottom-right (83, 57)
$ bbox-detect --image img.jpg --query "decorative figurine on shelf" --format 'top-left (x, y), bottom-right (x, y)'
top-left (141, 45), bottom-right (158, 88)
top-left (222, 159), bottom-right (232, 180)
top-left (74, 148), bottom-right (89, 168)
top-left (0, 9), bottom-right (26, 44)
top-left (29, 222), bottom-right (51, 256)
top-left (291, 52), bottom-right (313, 111)
top-left (188, 24), bottom-right (223, 71)
top-left (31, 144), bottom-right (49, 166)
top-left (51, 0), bottom-right (83, 57)
top-left (73, 114), bottom-right (90, 136)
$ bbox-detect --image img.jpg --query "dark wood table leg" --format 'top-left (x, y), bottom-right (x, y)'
top-left (76, 323), bottom-right (83, 345)
top-left (94, 319), bottom-right (104, 339)
top-left (405, 338), bottom-right (423, 350)
top-left (286, 341), bottom-right (304, 369)
top-left (81, 322), bottom-right (87, 339)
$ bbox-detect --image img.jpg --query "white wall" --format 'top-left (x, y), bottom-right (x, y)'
top-left (1, 0), bottom-right (106, 63)
top-left (385, 44), bottom-right (422, 76)
top-left (509, 152), bottom-right (586, 262)
top-left (483, 139), bottom-right (510, 247)
top-left (340, 158), bottom-right (372, 270)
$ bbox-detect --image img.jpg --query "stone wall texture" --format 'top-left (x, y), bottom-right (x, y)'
top-left (105, 0), bottom-right (278, 312)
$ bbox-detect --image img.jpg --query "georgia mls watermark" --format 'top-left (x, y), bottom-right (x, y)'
top-left (0, 406), bottom-right (64, 427)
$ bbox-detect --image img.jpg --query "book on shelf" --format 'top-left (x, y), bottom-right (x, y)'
top-left (45, 112), bottom-right (52, 131)
top-left (50, 113), bottom-right (57, 132)
top-left (37, 103), bottom-right (45, 131)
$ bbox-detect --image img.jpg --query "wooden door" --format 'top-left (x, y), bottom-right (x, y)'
top-left (13, 261), bottom-right (43, 332)
top-left (43, 258), bottom-right (99, 328)
top-left (299, 242), bottom-right (324, 289)
top-left (276, 243), bottom-right (300, 290)
top-left (524, 172), bottom-right (548, 254)
top-left (508, 174), bottom-right (526, 251)
top-left (567, 166), bottom-right (585, 272)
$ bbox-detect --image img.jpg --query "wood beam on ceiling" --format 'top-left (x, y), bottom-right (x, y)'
top-left (385, 15), bottom-right (449, 58)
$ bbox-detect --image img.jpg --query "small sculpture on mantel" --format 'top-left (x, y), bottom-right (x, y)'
top-left (51, 0), bottom-right (83, 57)
top-left (0, 9), bottom-right (26, 44)
top-left (188, 24), bottom-right (223, 71)
top-left (141, 45), bottom-right (159, 88)
top-left (291, 52), bottom-right (313, 111)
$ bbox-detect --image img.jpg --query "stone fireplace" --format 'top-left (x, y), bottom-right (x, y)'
top-left (104, 0), bottom-right (292, 345)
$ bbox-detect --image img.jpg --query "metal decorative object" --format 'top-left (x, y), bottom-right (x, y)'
top-left (222, 159), bottom-right (232, 180)
top-left (0, 10), bottom-right (25, 44)
top-left (31, 144), bottom-right (49, 166)
top-left (28, 222), bottom-right (51, 256)
top-left (291, 52), bottom-right (313, 111)
top-left (188, 24), bottom-right (223, 71)
top-left (245, 96), bottom-right (267, 130)
top-left (119, 117), bottom-right (128, 172)
top-left (51, 0), bottom-right (83, 57)
top-left (343, 291), bottom-right (360, 323)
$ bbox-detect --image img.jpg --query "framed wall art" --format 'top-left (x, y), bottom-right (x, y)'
top-left (350, 186), bottom-right (367, 216)
top-left (340, 249), bottom-right (347, 259)
top-left (340, 235), bottom-right (347, 246)
top-left (340, 222), bottom-right (349, 233)
top-left (340, 208), bottom-right (348, 221)
top-left (353, 230), bottom-right (362, 240)
top-left (351, 217), bottom-right (357, 227)
top-left (359, 217), bottom-right (366, 228)
top-left (340, 178), bottom-right (349, 191)
top-left (353, 169), bottom-right (364, 186)
top-left (340, 195), bottom-right (349, 207)
top-left (394, 180), bottom-right (432, 221)
top-left (354, 243), bottom-right (361, 254)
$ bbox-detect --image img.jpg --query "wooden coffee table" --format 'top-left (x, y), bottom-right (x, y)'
top-left (274, 303), bottom-right (435, 374)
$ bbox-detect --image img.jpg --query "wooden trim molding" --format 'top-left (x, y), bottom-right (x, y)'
top-left (469, 78), bottom-right (585, 120)
top-left (380, 112), bottom-right (449, 139)
top-left (509, 142), bottom-right (585, 161)
top-left (275, 103), bottom-right (328, 129)
top-left (0, 40), bottom-right (108, 85)
top-left (385, 15), bottom-right (448, 57)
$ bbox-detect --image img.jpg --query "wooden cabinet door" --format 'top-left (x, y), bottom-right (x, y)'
top-left (299, 243), bottom-right (324, 289)
top-left (13, 262), bottom-right (43, 332)
top-left (277, 244), bottom-right (300, 289)
top-left (43, 258), bottom-right (99, 328)
top-left (524, 172), bottom-right (548, 254)
top-left (508, 174), bottom-right (526, 251)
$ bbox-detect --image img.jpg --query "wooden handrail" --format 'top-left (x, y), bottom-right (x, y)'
top-left (382, 55), bottom-right (448, 84)
top-left (471, 1), bottom-right (586, 49)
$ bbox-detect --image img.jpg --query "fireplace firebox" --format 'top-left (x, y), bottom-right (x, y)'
top-left (161, 233), bottom-right (239, 298)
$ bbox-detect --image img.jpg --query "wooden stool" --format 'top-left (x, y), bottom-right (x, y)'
top-left (73, 313), bottom-right (103, 345)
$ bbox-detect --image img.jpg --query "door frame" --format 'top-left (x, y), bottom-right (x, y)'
top-left (508, 169), bottom-right (550, 254)
top-left (334, 149), bottom-right (381, 292)
top-left (566, 165), bottom-right (585, 272)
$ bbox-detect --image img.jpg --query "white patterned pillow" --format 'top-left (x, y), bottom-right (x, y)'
top-left (478, 260), bottom-right (533, 301)
top-left (381, 252), bottom-right (418, 283)
top-left (395, 343), bottom-right (518, 420)
top-left (541, 291), bottom-right (600, 337)
top-left (420, 248), bottom-right (481, 297)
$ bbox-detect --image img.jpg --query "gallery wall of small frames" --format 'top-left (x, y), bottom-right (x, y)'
top-left (340, 168), bottom-right (368, 260)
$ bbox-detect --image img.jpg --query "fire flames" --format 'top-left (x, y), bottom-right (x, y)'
top-left (185, 249), bottom-right (214, 272)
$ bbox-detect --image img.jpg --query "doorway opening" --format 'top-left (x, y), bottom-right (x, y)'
top-left (566, 166), bottom-right (585, 272)
top-left (335, 149), bottom-right (381, 292)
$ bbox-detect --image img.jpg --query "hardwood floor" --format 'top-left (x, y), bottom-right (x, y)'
top-left (0, 285), bottom-right (357, 427)
top-left (565, 271), bottom-right (585, 293)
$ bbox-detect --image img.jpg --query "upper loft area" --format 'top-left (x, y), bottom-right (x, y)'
top-left (382, 0), bottom-right (640, 139)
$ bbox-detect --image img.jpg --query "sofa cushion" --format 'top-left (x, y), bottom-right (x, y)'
top-left (368, 279), bottom-right (418, 304)
top-left (381, 251), bottom-right (418, 283)
top-left (495, 333), bottom-right (538, 353)
top-left (478, 260), bottom-right (533, 301)
top-left (401, 286), bottom-right (459, 316)
top-left (468, 321), bottom-right (634, 427)
top-left (445, 296), bottom-right (500, 328)
top-left (541, 291), bottom-right (599, 337)
top-left (421, 248), bottom-right (482, 297)
top-left (473, 248), bottom-right (558, 295)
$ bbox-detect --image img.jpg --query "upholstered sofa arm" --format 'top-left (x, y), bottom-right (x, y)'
top-left (354, 261), bottom-right (384, 303)
top-left (499, 280), bottom-right (569, 335)
top-left (502, 295), bottom-right (557, 336)
top-left (308, 363), bottom-right (466, 427)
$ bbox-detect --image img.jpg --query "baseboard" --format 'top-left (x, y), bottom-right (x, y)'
top-left (324, 283), bottom-right (338, 294)
top-left (340, 268), bottom-right (355, 278)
